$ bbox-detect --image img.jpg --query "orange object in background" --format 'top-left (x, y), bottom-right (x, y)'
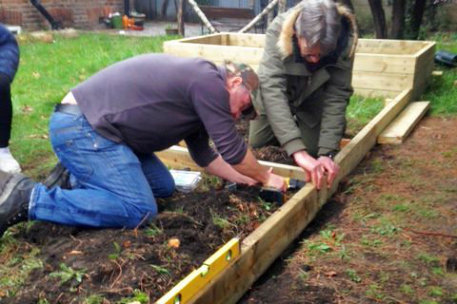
top-left (122, 15), bottom-right (130, 29)
top-left (122, 15), bottom-right (143, 30)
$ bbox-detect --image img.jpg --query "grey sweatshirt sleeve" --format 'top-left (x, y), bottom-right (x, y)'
top-left (189, 67), bottom-right (247, 165)
top-left (184, 129), bottom-right (218, 167)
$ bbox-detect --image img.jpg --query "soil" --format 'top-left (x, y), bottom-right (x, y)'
top-left (237, 118), bottom-right (294, 165)
top-left (1, 186), bottom-right (278, 303)
top-left (240, 116), bottom-right (457, 304)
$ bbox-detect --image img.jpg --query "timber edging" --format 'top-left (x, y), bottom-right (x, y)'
top-left (156, 89), bottom-right (412, 303)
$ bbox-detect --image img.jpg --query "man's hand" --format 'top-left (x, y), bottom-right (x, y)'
top-left (235, 175), bottom-right (259, 186)
top-left (205, 155), bottom-right (258, 186)
top-left (317, 155), bottom-right (339, 188)
top-left (264, 168), bottom-right (287, 192)
top-left (292, 150), bottom-right (325, 189)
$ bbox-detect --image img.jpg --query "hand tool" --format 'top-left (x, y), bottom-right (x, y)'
top-left (225, 178), bottom-right (306, 204)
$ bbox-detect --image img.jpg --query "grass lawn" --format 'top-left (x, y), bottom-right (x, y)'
top-left (11, 33), bottom-right (173, 178)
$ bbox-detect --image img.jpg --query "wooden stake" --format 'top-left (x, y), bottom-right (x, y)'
top-left (177, 0), bottom-right (185, 36)
top-left (239, 0), bottom-right (279, 33)
top-left (187, 0), bottom-right (218, 34)
top-left (267, 0), bottom-right (275, 26)
top-left (278, 0), bottom-right (286, 13)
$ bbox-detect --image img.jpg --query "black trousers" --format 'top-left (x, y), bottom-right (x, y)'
top-left (0, 73), bottom-right (12, 148)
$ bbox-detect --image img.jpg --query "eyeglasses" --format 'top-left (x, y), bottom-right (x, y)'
top-left (241, 87), bottom-right (257, 120)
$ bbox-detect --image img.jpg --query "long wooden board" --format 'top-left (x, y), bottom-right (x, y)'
top-left (352, 71), bottom-right (414, 91)
top-left (354, 88), bottom-right (401, 98)
top-left (155, 89), bottom-right (412, 304)
top-left (355, 39), bottom-right (431, 54)
top-left (377, 101), bottom-right (430, 144)
top-left (156, 145), bottom-right (306, 180)
top-left (353, 54), bottom-right (416, 74)
top-left (164, 42), bottom-right (263, 66)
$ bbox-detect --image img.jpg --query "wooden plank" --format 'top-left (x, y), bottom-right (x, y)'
top-left (354, 88), bottom-right (401, 98)
top-left (188, 88), bottom-right (413, 304)
top-left (165, 33), bottom-right (223, 45)
top-left (156, 146), bottom-right (306, 180)
top-left (170, 36), bottom-right (429, 54)
top-left (356, 38), bottom-right (428, 54)
top-left (377, 101), bottom-right (430, 144)
top-left (163, 42), bottom-right (263, 66)
top-left (412, 41), bottom-right (436, 57)
top-left (337, 88), bottom-right (412, 178)
top-left (226, 33), bottom-right (265, 48)
top-left (156, 238), bottom-right (240, 304)
top-left (412, 42), bottom-right (436, 99)
top-left (352, 71), bottom-right (414, 91)
top-left (354, 53), bottom-right (416, 74)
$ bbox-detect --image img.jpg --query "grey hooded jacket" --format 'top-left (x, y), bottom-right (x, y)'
top-left (252, 2), bottom-right (358, 156)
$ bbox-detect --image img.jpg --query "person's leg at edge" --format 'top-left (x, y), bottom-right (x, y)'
top-left (0, 73), bottom-right (21, 173)
top-left (249, 113), bottom-right (321, 157)
top-left (29, 111), bottom-right (158, 228)
top-left (248, 115), bottom-right (280, 148)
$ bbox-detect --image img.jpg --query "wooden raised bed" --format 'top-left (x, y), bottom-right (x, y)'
top-left (163, 33), bottom-right (435, 99)
top-left (156, 89), bottom-right (412, 304)
top-left (155, 33), bottom-right (434, 304)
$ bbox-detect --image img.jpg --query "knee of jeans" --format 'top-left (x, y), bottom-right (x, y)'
top-left (155, 177), bottom-right (175, 198)
top-left (128, 204), bottom-right (157, 229)
top-left (131, 191), bottom-right (158, 219)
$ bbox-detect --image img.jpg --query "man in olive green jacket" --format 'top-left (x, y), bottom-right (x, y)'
top-left (250, 0), bottom-right (358, 190)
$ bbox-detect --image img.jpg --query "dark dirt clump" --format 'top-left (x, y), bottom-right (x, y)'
top-left (237, 118), bottom-right (294, 165)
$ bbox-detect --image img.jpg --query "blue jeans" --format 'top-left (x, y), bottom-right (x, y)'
top-left (29, 111), bottom-right (175, 228)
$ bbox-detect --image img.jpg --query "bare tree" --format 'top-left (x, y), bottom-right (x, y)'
top-left (391, 0), bottom-right (406, 38)
top-left (268, 0), bottom-right (275, 26)
top-left (408, 0), bottom-right (427, 39)
top-left (161, 0), bottom-right (170, 18)
top-left (368, 0), bottom-right (387, 38)
top-left (177, 0), bottom-right (185, 36)
top-left (278, 0), bottom-right (286, 13)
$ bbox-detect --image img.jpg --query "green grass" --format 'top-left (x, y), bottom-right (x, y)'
top-left (11, 33), bottom-right (173, 178)
top-left (346, 95), bottom-right (384, 135)
top-left (423, 33), bottom-right (457, 115)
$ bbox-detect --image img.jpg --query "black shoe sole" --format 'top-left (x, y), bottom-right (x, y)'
top-left (0, 173), bottom-right (28, 206)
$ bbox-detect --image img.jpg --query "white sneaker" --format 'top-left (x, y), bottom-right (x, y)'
top-left (0, 147), bottom-right (22, 173)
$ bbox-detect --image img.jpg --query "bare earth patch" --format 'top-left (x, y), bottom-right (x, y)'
top-left (241, 116), bottom-right (457, 304)
top-left (1, 186), bottom-right (279, 303)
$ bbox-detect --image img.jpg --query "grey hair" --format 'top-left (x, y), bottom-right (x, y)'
top-left (295, 0), bottom-right (341, 55)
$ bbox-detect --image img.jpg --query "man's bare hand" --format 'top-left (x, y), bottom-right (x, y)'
top-left (317, 156), bottom-right (339, 188)
top-left (264, 168), bottom-right (287, 192)
top-left (292, 150), bottom-right (325, 189)
top-left (234, 175), bottom-right (259, 186)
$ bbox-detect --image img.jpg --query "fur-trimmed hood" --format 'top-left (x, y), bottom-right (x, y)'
top-left (277, 2), bottom-right (358, 59)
